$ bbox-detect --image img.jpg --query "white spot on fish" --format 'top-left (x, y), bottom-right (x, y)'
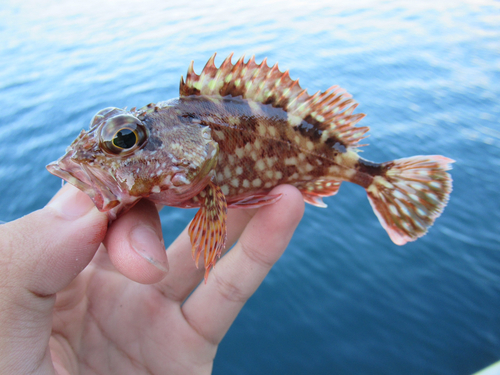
top-left (214, 130), bottom-right (225, 140)
top-left (328, 166), bottom-right (340, 175)
top-left (416, 207), bottom-right (426, 216)
top-left (256, 159), bottom-right (266, 171)
top-left (266, 157), bottom-right (276, 167)
top-left (378, 179), bottom-right (394, 189)
top-left (252, 178), bottom-right (262, 187)
top-left (125, 174), bottom-right (135, 190)
top-left (402, 221), bottom-right (413, 232)
top-left (410, 182), bottom-right (425, 191)
top-left (245, 143), bottom-right (253, 152)
top-left (426, 192), bottom-right (439, 202)
top-left (400, 204), bottom-right (411, 217)
top-left (429, 181), bottom-right (441, 189)
top-left (393, 190), bottom-right (406, 200)
top-left (257, 123), bottom-right (267, 136)
top-left (235, 147), bottom-right (244, 158)
top-left (221, 185), bottom-right (229, 195)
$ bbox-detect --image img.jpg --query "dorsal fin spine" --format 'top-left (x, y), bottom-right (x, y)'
top-left (207, 53), bottom-right (216, 69)
top-left (220, 53), bottom-right (234, 71)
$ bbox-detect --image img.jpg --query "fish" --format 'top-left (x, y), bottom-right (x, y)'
top-left (47, 53), bottom-right (454, 280)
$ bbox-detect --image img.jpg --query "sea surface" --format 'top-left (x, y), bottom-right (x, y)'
top-left (1, 1), bottom-right (499, 374)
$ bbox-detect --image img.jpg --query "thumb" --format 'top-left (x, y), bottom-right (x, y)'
top-left (0, 184), bottom-right (108, 297)
top-left (0, 184), bottom-right (107, 373)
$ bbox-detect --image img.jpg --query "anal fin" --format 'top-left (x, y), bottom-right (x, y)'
top-left (300, 179), bottom-right (342, 208)
top-left (188, 181), bottom-right (227, 281)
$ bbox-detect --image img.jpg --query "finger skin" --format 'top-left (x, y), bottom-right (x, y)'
top-left (182, 185), bottom-right (305, 344)
top-left (0, 184), bottom-right (107, 374)
top-left (104, 199), bottom-right (168, 284)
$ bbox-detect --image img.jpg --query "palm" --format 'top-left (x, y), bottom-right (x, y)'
top-left (51, 244), bottom-right (216, 374)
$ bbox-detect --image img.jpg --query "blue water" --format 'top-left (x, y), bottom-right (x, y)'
top-left (1, 1), bottom-right (499, 374)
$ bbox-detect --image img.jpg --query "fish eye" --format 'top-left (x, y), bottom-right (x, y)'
top-left (99, 114), bottom-right (148, 156)
top-left (112, 128), bottom-right (138, 149)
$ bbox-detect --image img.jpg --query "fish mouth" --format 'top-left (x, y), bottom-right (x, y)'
top-left (47, 155), bottom-right (120, 212)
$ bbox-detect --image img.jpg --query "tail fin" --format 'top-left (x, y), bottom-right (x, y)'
top-left (366, 156), bottom-right (454, 245)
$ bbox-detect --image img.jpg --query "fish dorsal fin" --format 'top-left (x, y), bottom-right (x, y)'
top-left (180, 53), bottom-right (369, 148)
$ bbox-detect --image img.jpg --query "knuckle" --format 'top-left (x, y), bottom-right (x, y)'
top-left (213, 271), bottom-right (249, 304)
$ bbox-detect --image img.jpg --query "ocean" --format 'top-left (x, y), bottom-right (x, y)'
top-left (1, 1), bottom-right (499, 374)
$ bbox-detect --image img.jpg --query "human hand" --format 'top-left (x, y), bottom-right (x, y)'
top-left (0, 183), bottom-right (304, 374)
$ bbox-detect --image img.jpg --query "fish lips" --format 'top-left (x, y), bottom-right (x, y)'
top-left (46, 156), bottom-right (121, 212)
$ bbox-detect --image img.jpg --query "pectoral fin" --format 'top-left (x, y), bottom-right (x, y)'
top-left (188, 181), bottom-right (228, 281)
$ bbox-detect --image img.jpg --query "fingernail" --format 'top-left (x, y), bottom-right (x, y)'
top-left (129, 225), bottom-right (169, 274)
top-left (46, 185), bottom-right (95, 219)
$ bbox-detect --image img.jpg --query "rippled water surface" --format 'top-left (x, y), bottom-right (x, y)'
top-left (1, 1), bottom-right (500, 374)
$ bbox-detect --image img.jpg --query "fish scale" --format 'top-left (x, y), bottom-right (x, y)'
top-left (47, 53), bottom-right (454, 280)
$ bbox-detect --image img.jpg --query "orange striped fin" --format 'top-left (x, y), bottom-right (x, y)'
top-left (188, 181), bottom-right (228, 281)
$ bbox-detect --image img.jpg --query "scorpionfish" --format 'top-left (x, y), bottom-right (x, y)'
top-left (47, 53), bottom-right (454, 280)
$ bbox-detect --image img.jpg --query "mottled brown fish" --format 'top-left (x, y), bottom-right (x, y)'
top-left (47, 53), bottom-right (454, 280)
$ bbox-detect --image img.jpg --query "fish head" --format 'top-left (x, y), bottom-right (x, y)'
top-left (47, 106), bottom-right (219, 220)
